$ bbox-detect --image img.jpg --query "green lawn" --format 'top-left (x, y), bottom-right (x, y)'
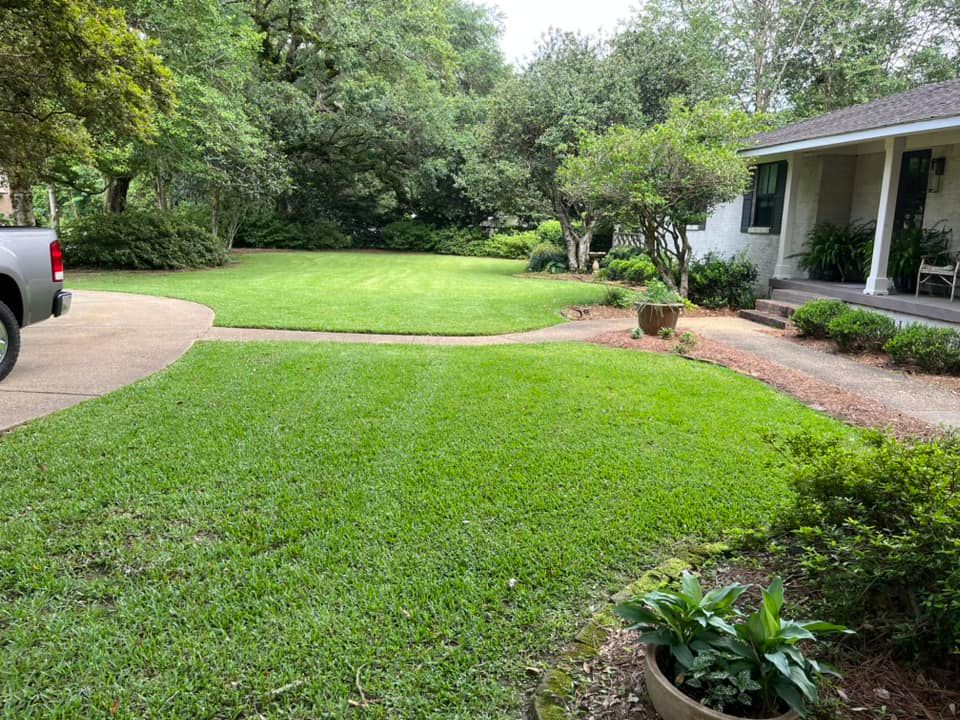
top-left (0, 342), bottom-right (844, 718)
top-left (68, 251), bottom-right (608, 335)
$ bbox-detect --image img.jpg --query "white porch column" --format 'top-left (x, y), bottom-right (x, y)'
top-left (773, 153), bottom-right (801, 279)
top-left (864, 136), bottom-right (906, 295)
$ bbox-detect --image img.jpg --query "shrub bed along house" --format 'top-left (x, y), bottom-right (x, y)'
top-left (826, 308), bottom-right (898, 353)
top-left (788, 299), bottom-right (848, 339)
top-left (687, 253), bottom-right (758, 309)
top-left (884, 325), bottom-right (960, 373)
top-left (63, 209), bottom-right (229, 270)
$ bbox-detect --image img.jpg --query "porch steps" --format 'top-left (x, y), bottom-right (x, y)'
top-left (738, 298), bottom-right (800, 329)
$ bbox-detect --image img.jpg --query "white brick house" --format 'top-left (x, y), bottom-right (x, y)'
top-left (689, 79), bottom-right (960, 308)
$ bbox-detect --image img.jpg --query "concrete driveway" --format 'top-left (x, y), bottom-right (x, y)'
top-left (0, 290), bottom-right (213, 433)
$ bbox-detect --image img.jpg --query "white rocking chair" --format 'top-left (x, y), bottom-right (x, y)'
top-left (916, 253), bottom-right (960, 302)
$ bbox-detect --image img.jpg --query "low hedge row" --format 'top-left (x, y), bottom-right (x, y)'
top-left (792, 299), bottom-right (960, 373)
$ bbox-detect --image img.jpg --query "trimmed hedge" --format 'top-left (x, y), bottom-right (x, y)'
top-left (63, 210), bottom-right (228, 270)
top-left (827, 308), bottom-right (898, 353)
top-left (885, 325), bottom-right (960, 373)
top-left (790, 299), bottom-right (848, 339)
top-left (605, 256), bottom-right (656, 284)
top-left (485, 231), bottom-right (539, 259)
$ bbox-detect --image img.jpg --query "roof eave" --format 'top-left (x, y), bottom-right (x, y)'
top-left (740, 114), bottom-right (960, 158)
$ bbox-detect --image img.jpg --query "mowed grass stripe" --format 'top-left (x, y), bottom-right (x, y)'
top-left (68, 251), bottom-right (609, 335)
top-left (0, 342), bottom-right (845, 718)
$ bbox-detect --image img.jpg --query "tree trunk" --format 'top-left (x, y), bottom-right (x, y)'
top-left (211, 186), bottom-right (221, 239)
top-left (104, 176), bottom-right (132, 213)
top-left (155, 176), bottom-right (171, 211)
top-left (47, 184), bottom-right (60, 235)
top-left (9, 181), bottom-right (35, 227)
top-left (576, 224), bottom-right (594, 273)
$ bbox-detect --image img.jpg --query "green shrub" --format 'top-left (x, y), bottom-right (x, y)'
top-left (777, 432), bottom-right (960, 662)
top-left (63, 209), bottom-right (228, 270)
top-left (484, 230), bottom-right (539, 259)
top-left (884, 324), bottom-right (960, 373)
top-left (687, 253), bottom-right (758, 309)
top-left (433, 227), bottom-right (488, 256)
top-left (600, 245), bottom-right (646, 268)
top-left (827, 308), bottom-right (898, 353)
top-left (234, 211), bottom-right (351, 250)
top-left (798, 221), bottom-right (874, 283)
top-left (790, 299), bottom-right (848, 339)
top-left (535, 219), bottom-right (564, 246)
top-left (606, 256), bottom-right (657, 284)
top-left (526, 242), bottom-right (568, 273)
top-left (381, 219), bottom-right (439, 251)
top-left (599, 286), bottom-right (636, 309)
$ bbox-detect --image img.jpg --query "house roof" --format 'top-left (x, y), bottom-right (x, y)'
top-left (747, 77), bottom-right (960, 152)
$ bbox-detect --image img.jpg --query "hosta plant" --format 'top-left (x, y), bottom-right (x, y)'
top-left (616, 573), bottom-right (852, 717)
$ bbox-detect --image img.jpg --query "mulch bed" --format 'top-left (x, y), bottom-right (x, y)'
top-left (563, 305), bottom-right (735, 322)
top-left (573, 560), bottom-right (960, 720)
top-left (587, 329), bottom-right (937, 438)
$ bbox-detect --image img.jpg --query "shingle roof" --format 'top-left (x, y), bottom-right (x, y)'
top-left (748, 78), bottom-right (960, 150)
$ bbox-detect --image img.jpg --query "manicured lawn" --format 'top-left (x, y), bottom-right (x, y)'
top-left (68, 251), bottom-right (608, 335)
top-left (0, 342), bottom-right (844, 718)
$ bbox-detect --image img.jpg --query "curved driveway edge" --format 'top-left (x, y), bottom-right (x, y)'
top-left (0, 290), bottom-right (214, 433)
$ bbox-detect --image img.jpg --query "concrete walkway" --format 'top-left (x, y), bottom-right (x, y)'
top-left (0, 290), bottom-right (214, 433)
top-left (681, 316), bottom-right (960, 429)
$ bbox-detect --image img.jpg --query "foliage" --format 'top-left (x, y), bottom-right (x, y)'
top-left (560, 99), bottom-right (757, 296)
top-left (889, 223), bottom-right (953, 291)
top-left (465, 31), bottom-right (645, 271)
top-left (599, 286), bottom-right (638, 309)
top-left (484, 231), bottom-right (540, 259)
top-left (70, 252), bottom-right (609, 335)
top-left (63, 210), bottom-right (227, 270)
top-left (658, 327), bottom-right (676, 339)
top-left (233, 210), bottom-right (350, 250)
top-left (433, 227), bottom-right (490, 257)
top-left (688, 253), bottom-right (758, 309)
top-left (777, 431), bottom-right (960, 661)
top-left (616, 572), bottom-right (849, 716)
top-left (790, 300), bottom-right (849, 339)
top-left (535, 220), bottom-right (564, 246)
top-left (380, 219), bottom-right (440, 252)
top-left (827, 308), bottom-right (898, 353)
top-left (884, 325), bottom-right (960, 373)
top-left (797, 222), bottom-right (874, 283)
top-left (526, 242), bottom-right (569, 273)
top-left (0, 0), bottom-right (174, 223)
top-left (673, 331), bottom-right (698, 355)
top-left (606, 257), bottom-right (658, 285)
top-left (636, 280), bottom-right (684, 305)
top-left (601, 245), bottom-right (648, 267)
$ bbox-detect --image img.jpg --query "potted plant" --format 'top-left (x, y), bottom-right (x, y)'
top-left (636, 280), bottom-right (684, 336)
top-left (615, 571), bottom-right (852, 720)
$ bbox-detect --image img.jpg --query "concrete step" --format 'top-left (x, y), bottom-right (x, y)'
top-left (755, 298), bottom-right (799, 318)
top-left (770, 288), bottom-right (832, 305)
top-left (738, 309), bottom-right (791, 329)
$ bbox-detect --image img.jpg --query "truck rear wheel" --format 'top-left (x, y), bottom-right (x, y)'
top-left (0, 300), bottom-right (21, 382)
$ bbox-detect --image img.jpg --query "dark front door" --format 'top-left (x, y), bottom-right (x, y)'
top-left (893, 149), bottom-right (931, 232)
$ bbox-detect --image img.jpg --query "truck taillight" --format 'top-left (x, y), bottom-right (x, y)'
top-left (50, 240), bottom-right (64, 282)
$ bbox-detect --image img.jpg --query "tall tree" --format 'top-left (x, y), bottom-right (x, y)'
top-left (0, 0), bottom-right (173, 225)
top-left (467, 32), bottom-right (645, 272)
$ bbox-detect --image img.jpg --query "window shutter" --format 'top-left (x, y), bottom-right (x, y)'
top-left (740, 169), bottom-right (756, 232)
top-left (768, 160), bottom-right (789, 233)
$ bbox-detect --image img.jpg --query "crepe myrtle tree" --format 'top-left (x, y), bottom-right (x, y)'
top-left (560, 99), bottom-right (758, 296)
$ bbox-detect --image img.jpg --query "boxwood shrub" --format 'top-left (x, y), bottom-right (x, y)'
top-left (605, 256), bottom-right (657, 284)
top-left (790, 299), bottom-right (848, 338)
top-left (827, 308), bottom-right (898, 353)
top-left (884, 324), bottom-right (960, 373)
top-left (63, 210), bottom-right (228, 270)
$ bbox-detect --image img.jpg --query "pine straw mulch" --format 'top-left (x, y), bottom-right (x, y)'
top-left (587, 329), bottom-right (938, 439)
top-left (572, 559), bottom-right (960, 720)
top-left (563, 305), bottom-right (736, 322)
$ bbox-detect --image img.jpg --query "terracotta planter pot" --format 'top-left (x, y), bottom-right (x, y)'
top-left (637, 303), bottom-right (683, 336)
top-left (644, 646), bottom-right (799, 720)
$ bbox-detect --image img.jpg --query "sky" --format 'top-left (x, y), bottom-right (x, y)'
top-left (492, 0), bottom-right (638, 66)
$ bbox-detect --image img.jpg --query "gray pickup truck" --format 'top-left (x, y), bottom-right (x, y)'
top-left (0, 228), bottom-right (71, 381)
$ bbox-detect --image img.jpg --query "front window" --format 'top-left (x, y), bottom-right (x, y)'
top-left (752, 163), bottom-right (780, 227)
